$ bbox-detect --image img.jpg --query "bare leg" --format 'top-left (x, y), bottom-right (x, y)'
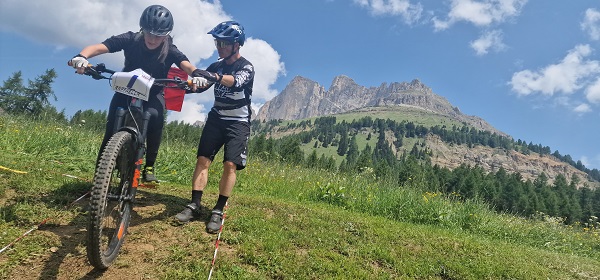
top-left (219, 161), bottom-right (237, 197)
top-left (192, 156), bottom-right (212, 191)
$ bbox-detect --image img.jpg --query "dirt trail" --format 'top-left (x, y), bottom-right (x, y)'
top-left (6, 190), bottom-right (225, 280)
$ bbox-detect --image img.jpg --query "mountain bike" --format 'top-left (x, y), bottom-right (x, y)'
top-left (73, 63), bottom-right (192, 269)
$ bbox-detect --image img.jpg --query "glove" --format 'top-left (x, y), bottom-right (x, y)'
top-left (192, 76), bottom-right (209, 88)
top-left (192, 69), bottom-right (218, 82)
top-left (69, 54), bottom-right (89, 68)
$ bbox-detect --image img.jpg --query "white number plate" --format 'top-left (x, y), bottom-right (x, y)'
top-left (110, 68), bottom-right (155, 101)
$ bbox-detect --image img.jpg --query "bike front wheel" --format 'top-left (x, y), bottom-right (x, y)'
top-left (87, 131), bottom-right (136, 269)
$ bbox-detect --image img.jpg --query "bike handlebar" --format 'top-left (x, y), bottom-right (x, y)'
top-left (68, 62), bottom-right (194, 90)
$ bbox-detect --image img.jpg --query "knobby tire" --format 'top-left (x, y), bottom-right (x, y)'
top-left (87, 131), bottom-right (135, 269)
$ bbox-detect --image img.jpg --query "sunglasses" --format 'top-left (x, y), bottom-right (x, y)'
top-left (143, 29), bottom-right (170, 38)
top-left (214, 40), bottom-right (233, 48)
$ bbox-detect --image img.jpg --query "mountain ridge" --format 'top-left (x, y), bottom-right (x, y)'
top-left (255, 75), bottom-right (598, 188)
top-left (257, 75), bottom-right (507, 137)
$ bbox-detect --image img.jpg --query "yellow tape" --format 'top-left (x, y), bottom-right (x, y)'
top-left (0, 165), bottom-right (28, 174)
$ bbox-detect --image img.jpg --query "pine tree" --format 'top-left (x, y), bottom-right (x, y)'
top-left (579, 187), bottom-right (595, 220)
top-left (0, 69), bottom-right (57, 116)
top-left (355, 144), bottom-right (373, 172)
top-left (337, 130), bottom-right (349, 156)
top-left (306, 150), bottom-right (318, 168)
top-left (346, 135), bottom-right (359, 166)
top-left (279, 137), bottom-right (304, 164)
top-left (0, 71), bottom-right (25, 113)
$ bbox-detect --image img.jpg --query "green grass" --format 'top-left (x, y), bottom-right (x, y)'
top-left (297, 122), bottom-right (423, 165)
top-left (279, 106), bottom-right (465, 130)
top-left (1, 114), bottom-right (600, 279)
top-left (337, 106), bottom-right (465, 128)
top-left (282, 106), bottom-right (451, 165)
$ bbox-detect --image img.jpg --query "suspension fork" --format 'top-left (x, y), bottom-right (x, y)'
top-left (114, 107), bottom-right (126, 134)
top-left (131, 111), bottom-right (152, 192)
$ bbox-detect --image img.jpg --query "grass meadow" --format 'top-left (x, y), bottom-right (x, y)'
top-left (1, 114), bottom-right (600, 279)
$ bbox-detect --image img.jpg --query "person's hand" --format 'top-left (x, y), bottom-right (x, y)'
top-left (69, 55), bottom-right (89, 74)
top-left (192, 76), bottom-right (209, 90)
top-left (192, 69), bottom-right (218, 82)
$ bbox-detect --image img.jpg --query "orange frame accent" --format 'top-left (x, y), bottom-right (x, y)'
top-left (117, 221), bottom-right (125, 240)
top-left (132, 159), bottom-right (144, 188)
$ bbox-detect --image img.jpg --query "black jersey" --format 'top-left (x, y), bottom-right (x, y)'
top-left (206, 57), bottom-right (254, 122)
top-left (102, 31), bottom-right (189, 95)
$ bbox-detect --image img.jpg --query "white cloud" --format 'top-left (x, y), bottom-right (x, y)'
top-left (509, 44), bottom-right (600, 96)
top-left (585, 77), bottom-right (600, 104)
top-left (242, 39), bottom-right (287, 103)
top-left (573, 103), bottom-right (591, 114)
top-left (433, 0), bottom-right (528, 31)
top-left (580, 154), bottom-right (600, 170)
top-left (251, 102), bottom-right (263, 118)
top-left (0, 0), bottom-right (286, 125)
top-left (470, 29), bottom-right (506, 55)
top-left (353, 0), bottom-right (423, 24)
top-left (0, 0), bottom-right (225, 66)
top-left (582, 8), bottom-right (600, 41)
top-left (167, 98), bottom-right (207, 124)
top-left (580, 155), bottom-right (590, 167)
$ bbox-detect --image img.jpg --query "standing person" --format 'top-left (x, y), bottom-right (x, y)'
top-left (69, 5), bottom-right (207, 186)
top-left (176, 21), bottom-right (254, 233)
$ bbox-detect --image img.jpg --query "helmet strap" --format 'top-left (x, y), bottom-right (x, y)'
top-left (220, 44), bottom-right (238, 62)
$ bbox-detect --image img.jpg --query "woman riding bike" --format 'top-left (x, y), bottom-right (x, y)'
top-left (69, 5), bottom-right (205, 185)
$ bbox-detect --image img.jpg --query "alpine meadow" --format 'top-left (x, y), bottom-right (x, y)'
top-left (1, 68), bottom-right (600, 279)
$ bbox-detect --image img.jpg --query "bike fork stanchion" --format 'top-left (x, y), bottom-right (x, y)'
top-left (114, 107), bottom-right (126, 134)
top-left (207, 202), bottom-right (228, 280)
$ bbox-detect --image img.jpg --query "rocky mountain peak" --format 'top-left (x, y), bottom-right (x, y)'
top-left (256, 75), bottom-right (505, 136)
top-left (407, 79), bottom-right (431, 93)
top-left (330, 75), bottom-right (356, 89)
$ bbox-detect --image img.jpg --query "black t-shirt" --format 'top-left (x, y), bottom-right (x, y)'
top-left (102, 31), bottom-right (189, 95)
top-left (205, 57), bottom-right (254, 122)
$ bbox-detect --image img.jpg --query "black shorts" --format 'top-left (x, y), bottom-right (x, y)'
top-left (197, 113), bottom-right (250, 170)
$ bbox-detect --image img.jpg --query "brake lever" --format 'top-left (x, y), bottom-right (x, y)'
top-left (84, 63), bottom-right (109, 80)
top-left (87, 69), bottom-right (104, 80)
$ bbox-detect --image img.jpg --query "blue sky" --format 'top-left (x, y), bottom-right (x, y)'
top-left (1, 0), bottom-right (600, 169)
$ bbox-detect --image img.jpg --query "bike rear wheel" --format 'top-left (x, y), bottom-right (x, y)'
top-left (87, 131), bottom-right (136, 269)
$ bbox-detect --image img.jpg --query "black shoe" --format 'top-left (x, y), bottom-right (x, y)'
top-left (206, 209), bottom-right (224, 233)
top-left (175, 203), bottom-right (200, 223)
top-left (142, 166), bottom-right (160, 186)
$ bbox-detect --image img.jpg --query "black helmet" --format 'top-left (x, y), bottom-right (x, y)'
top-left (139, 5), bottom-right (174, 36)
top-left (208, 21), bottom-right (245, 46)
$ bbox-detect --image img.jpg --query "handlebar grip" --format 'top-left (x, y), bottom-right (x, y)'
top-left (68, 60), bottom-right (93, 68)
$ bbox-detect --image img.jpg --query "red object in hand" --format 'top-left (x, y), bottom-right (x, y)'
top-left (164, 67), bottom-right (187, 112)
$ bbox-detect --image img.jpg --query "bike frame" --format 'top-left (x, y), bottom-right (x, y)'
top-left (78, 63), bottom-right (192, 269)
top-left (88, 63), bottom-right (192, 191)
top-left (92, 64), bottom-right (151, 198)
top-left (114, 100), bottom-right (148, 206)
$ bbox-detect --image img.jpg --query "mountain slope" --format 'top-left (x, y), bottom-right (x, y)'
top-left (256, 76), bottom-right (598, 188)
top-left (257, 75), bottom-right (506, 137)
top-left (2, 115), bottom-right (600, 279)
